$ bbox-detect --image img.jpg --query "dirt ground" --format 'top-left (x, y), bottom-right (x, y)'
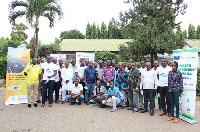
top-left (0, 87), bottom-right (199, 132)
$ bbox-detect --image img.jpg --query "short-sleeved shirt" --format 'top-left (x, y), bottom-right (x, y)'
top-left (69, 65), bottom-right (78, 81)
top-left (76, 65), bottom-right (87, 81)
top-left (96, 85), bottom-right (107, 96)
top-left (41, 62), bottom-right (57, 80)
top-left (107, 87), bottom-right (121, 102)
top-left (69, 84), bottom-right (83, 95)
top-left (128, 69), bottom-right (140, 90)
top-left (96, 67), bottom-right (103, 80)
top-left (84, 67), bottom-right (96, 84)
top-left (115, 69), bottom-right (128, 90)
top-left (24, 64), bottom-right (42, 84)
top-left (157, 66), bottom-right (172, 87)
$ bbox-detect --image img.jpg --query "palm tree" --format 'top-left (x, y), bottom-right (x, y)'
top-left (9, 0), bottom-right (63, 58)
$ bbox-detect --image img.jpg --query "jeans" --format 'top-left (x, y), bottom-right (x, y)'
top-left (159, 86), bottom-right (170, 113)
top-left (169, 91), bottom-right (180, 118)
top-left (139, 91), bottom-right (144, 108)
top-left (66, 95), bottom-right (84, 103)
top-left (54, 82), bottom-right (59, 101)
top-left (79, 81), bottom-right (85, 96)
top-left (42, 80), bottom-right (55, 104)
top-left (85, 83), bottom-right (95, 103)
top-left (120, 90), bottom-right (127, 107)
top-left (128, 89), bottom-right (139, 110)
top-left (143, 89), bottom-right (154, 110)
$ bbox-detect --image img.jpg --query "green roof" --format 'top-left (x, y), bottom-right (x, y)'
top-left (59, 39), bottom-right (132, 51)
top-left (185, 39), bottom-right (200, 52)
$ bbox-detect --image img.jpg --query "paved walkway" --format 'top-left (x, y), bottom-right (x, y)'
top-left (0, 87), bottom-right (199, 132)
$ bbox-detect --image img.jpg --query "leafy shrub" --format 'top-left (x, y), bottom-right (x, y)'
top-left (95, 51), bottom-right (119, 62)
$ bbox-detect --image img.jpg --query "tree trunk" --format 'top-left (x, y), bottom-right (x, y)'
top-left (150, 52), bottom-right (153, 67)
top-left (34, 17), bottom-right (39, 58)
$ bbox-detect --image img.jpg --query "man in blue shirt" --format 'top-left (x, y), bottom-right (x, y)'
top-left (102, 81), bottom-right (121, 112)
top-left (84, 61), bottom-right (96, 105)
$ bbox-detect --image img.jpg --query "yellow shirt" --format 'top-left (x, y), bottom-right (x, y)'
top-left (24, 64), bottom-right (42, 84)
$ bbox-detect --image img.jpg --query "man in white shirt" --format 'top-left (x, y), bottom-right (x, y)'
top-left (138, 61), bottom-right (146, 110)
top-left (76, 59), bottom-right (87, 96)
top-left (52, 58), bottom-right (60, 104)
top-left (61, 62), bottom-right (73, 104)
top-left (140, 62), bottom-right (158, 116)
top-left (157, 58), bottom-right (172, 116)
top-left (66, 79), bottom-right (84, 105)
top-left (41, 56), bottom-right (57, 107)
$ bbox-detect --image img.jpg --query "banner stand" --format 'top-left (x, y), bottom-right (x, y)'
top-left (173, 48), bottom-right (198, 124)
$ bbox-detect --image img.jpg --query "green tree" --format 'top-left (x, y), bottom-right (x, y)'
top-left (38, 38), bottom-right (61, 58)
top-left (175, 25), bottom-right (186, 48)
top-left (119, 0), bottom-right (187, 64)
top-left (91, 23), bottom-right (97, 39)
top-left (9, 0), bottom-right (63, 58)
top-left (60, 30), bottom-right (85, 40)
top-left (100, 22), bottom-right (107, 39)
top-left (10, 23), bottom-right (28, 43)
top-left (96, 25), bottom-right (101, 39)
top-left (86, 23), bottom-right (92, 39)
top-left (197, 25), bottom-right (200, 39)
top-left (183, 30), bottom-right (187, 39)
top-left (108, 21), bottom-right (125, 39)
top-left (188, 24), bottom-right (197, 39)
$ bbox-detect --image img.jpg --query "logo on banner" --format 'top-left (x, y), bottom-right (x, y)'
top-left (174, 56), bottom-right (180, 60)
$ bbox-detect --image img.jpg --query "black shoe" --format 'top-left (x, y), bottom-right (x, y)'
top-left (34, 103), bottom-right (38, 107)
top-left (78, 102), bottom-right (81, 105)
top-left (99, 104), bottom-right (105, 108)
top-left (61, 101), bottom-right (65, 104)
top-left (28, 104), bottom-right (31, 108)
top-left (70, 102), bottom-right (74, 105)
top-left (140, 109), bottom-right (148, 113)
top-left (85, 102), bottom-right (89, 105)
top-left (37, 100), bottom-right (41, 103)
top-left (150, 109), bottom-right (154, 116)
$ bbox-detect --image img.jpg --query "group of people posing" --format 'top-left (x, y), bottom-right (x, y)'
top-left (24, 56), bottom-right (183, 123)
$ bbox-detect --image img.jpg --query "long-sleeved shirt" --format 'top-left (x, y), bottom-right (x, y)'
top-left (168, 70), bottom-right (183, 93)
top-left (140, 69), bottom-right (158, 90)
top-left (102, 66), bottom-right (115, 82)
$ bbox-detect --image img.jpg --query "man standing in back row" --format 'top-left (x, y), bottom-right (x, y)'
top-left (157, 58), bottom-right (172, 116)
top-left (84, 61), bottom-right (96, 105)
top-left (102, 60), bottom-right (115, 89)
top-left (41, 56), bottom-right (57, 107)
top-left (24, 58), bottom-right (42, 108)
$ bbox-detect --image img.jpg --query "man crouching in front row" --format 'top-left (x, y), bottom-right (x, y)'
top-left (66, 79), bottom-right (84, 105)
top-left (102, 81), bottom-right (121, 112)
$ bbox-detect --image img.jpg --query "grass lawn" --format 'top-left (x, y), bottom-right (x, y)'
top-left (0, 83), bottom-right (6, 88)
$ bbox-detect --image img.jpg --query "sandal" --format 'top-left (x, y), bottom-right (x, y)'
top-left (41, 104), bottom-right (45, 107)
top-left (48, 104), bottom-right (52, 107)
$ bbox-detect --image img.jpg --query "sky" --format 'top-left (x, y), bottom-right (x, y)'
top-left (0, 0), bottom-right (200, 44)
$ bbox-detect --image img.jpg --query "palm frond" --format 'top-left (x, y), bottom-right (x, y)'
top-left (42, 5), bottom-right (63, 27)
top-left (9, 0), bottom-right (28, 10)
top-left (9, 11), bottom-right (26, 25)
